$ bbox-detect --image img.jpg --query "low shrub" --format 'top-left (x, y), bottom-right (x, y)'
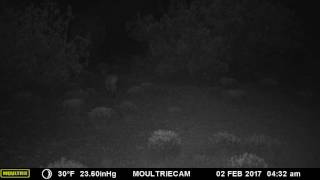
top-left (88, 107), bottom-right (115, 120)
top-left (46, 157), bottom-right (86, 168)
top-left (147, 129), bottom-right (182, 159)
top-left (228, 153), bottom-right (268, 168)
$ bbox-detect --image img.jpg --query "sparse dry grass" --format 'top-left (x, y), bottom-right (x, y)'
top-left (1, 80), bottom-right (319, 168)
top-left (46, 157), bottom-right (87, 168)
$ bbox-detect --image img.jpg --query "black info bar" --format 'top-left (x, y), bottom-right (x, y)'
top-left (0, 168), bottom-right (314, 179)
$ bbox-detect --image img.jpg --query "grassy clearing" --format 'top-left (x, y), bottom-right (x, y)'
top-left (0, 80), bottom-right (319, 168)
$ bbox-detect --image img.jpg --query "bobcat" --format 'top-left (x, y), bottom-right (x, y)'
top-left (105, 74), bottom-right (118, 97)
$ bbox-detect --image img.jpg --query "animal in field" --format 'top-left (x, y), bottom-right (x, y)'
top-left (105, 74), bottom-right (118, 96)
top-left (96, 62), bottom-right (120, 96)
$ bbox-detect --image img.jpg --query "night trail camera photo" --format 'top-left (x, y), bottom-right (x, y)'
top-left (0, 0), bottom-right (319, 175)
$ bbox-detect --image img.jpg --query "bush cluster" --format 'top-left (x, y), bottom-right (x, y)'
top-left (0, 1), bottom-right (90, 94)
top-left (128, 0), bottom-right (304, 80)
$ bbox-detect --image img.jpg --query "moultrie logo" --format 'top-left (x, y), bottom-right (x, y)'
top-left (0, 169), bottom-right (30, 178)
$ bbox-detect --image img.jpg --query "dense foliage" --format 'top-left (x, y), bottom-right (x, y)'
top-left (128, 0), bottom-right (304, 81)
top-left (0, 1), bottom-right (90, 94)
